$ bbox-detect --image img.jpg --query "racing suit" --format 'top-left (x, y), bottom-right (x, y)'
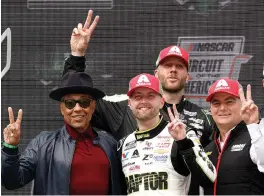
top-left (118, 116), bottom-right (215, 195)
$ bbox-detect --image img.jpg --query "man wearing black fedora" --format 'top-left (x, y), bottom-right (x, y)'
top-left (1, 71), bottom-right (126, 195)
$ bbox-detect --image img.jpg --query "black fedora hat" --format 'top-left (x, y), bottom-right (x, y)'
top-left (49, 72), bottom-right (105, 101)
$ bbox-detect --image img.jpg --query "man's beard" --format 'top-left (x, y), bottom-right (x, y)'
top-left (161, 79), bottom-right (186, 93)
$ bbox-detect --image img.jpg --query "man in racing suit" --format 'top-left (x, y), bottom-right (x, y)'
top-left (118, 73), bottom-right (216, 195)
top-left (63, 11), bottom-right (214, 194)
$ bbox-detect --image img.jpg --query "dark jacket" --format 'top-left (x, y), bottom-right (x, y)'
top-left (179, 121), bottom-right (264, 195)
top-left (1, 126), bottom-right (125, 195)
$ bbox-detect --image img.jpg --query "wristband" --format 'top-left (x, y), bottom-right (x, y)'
top-left (1, 141), bottom-right (18, 149)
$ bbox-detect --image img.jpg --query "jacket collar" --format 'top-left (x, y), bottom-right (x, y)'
top-left (213, 121), bottom-right (247, 150)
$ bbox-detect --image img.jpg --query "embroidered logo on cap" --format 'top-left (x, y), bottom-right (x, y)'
top-left (136, 75), bottom-right (151, 86)
top-left (215, 79), bottom-right (230, 91)
top-left (168, 46), bottom-right (183, 56)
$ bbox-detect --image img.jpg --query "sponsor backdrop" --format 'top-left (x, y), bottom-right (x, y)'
top-left (1, 0), bottom-right (264, 194)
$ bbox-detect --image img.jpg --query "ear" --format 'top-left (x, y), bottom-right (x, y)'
top-left (186, 72), bottom-right (191, 82)
top-left (90, 100), bottom-right (97, 114)
top-left (60, 103), bottom-right (64, 116)
top-left (160, 97), bottom-right (165, 109)
top-left (154, 69), bottom-right (158, 77)
top-left (128, 99), bottom-right (131, 108)
top-left (209, 103), bottom-right (213, 111)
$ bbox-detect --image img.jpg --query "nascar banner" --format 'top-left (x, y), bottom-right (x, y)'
top-left (178, 36), bottom-right (252, 98)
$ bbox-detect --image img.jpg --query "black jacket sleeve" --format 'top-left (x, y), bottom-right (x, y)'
top-left (92, 98), bottom-right (128, 136)
top-left (170, 141), bottom-right (190, 176)
top-left (1, 137), bottom-right (39, 190)
top-left (63, 55), bottom-right (86, 76)
top-left (177, 131), bottom-right (217, 188)
top-left (186, 108), bottom-right (214, 148)
top-left (199, 109), bottom-right (215, 147)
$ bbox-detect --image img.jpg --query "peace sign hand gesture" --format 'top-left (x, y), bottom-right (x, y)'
top-left (167, 104), bottom-right (187, 141)
top-left (3, 107), bottom-right (23, 146)
top-left (239, 84), bottom-right (259, 125)
top-left (71, 10), bottom-right (99, 56)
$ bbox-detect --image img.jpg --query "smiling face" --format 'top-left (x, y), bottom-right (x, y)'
top-left (155, 56), bottom-right (188, 93)
top-left (60, 94), bottom-right (96, 133)
top-left (210, 92), bottom-right (242, 131)
top-left (128, 88), bottom-right (164, 122)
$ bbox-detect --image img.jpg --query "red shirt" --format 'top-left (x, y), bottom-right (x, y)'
top-left (66, 124), bottom-right (110, 195)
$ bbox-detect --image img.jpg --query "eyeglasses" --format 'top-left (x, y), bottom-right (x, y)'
top-left (61, 98), bottom-right (93, 109)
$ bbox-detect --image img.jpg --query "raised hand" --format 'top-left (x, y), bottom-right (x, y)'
top-left (3, 107), bottom-right (23, 146)
top-left (167, 104), bottom-right (186, 141)
top-left (71, 10), bottom-right (99, 56)
top-left (239, 84), bottom-right (259, 125)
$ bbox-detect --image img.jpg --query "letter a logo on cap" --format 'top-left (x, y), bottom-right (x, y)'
top-left (136, 74), bottom-right (151, 86)
top-left (215, 79), bottom-right (229, 91)
top-left (168, 46), bottom-right (182, 56)
top-left (206, 78), bottom-right (240, 102)
top-left (127, 73), bottom-right (162, 96)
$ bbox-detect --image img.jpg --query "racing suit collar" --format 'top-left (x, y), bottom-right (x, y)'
top-left (135, 116), bottom-right (168, 141)
top-left (163, 95), bottom-right (186, 113)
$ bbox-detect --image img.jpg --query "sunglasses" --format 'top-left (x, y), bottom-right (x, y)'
top-left (61, 98), bottom-right (93, 109)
